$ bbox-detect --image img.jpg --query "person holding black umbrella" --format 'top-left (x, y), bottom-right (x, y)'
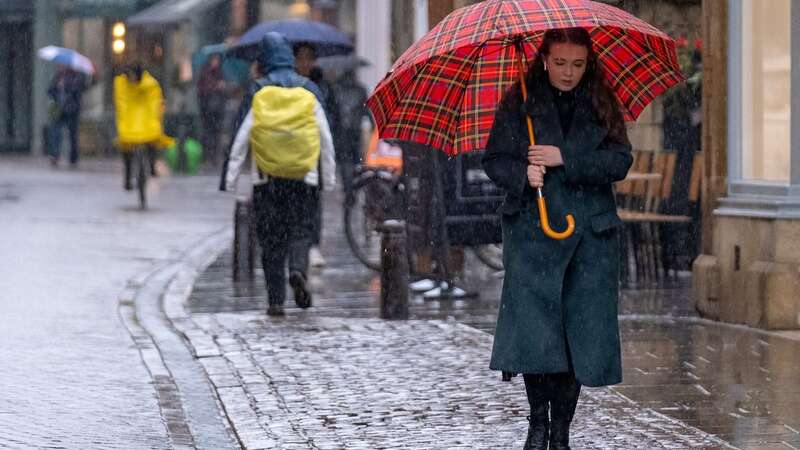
top-left (483, 28), bottom-right (632, 449)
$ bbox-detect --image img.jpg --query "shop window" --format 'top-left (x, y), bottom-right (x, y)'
top-left (740, 0), bottom-right (791, 182)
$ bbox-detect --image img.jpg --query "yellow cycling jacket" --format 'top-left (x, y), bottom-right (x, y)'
top-left (113, 71), bottom-right (174, 150)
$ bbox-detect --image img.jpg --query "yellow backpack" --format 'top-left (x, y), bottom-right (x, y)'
top-left (250, 85), bottom-right (321, 180)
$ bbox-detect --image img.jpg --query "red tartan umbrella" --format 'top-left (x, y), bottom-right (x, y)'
top-left (366, 0), bottom-right (683, 157)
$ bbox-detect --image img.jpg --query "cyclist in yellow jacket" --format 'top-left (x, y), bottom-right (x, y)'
top-left (113, 63), bottom-right (173, 190)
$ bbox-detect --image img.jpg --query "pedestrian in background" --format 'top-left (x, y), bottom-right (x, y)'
top-left (482, 28), bottom-right (632, 450)
top-left (224, 33), bottom-right (335, 317)
top-left (293, 42), bottom-right (341, 268)
top-left (332, 67), bottom-right (369, 201)
top-left (197, 53), bottom-right (227, 166)
top-left (113, 63), bottom-right (171, 190)
top-left (47, 65), bottom-right (90, 167)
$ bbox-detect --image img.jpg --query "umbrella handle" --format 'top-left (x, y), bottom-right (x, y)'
top-left (536, 189), bottom-right (576, 240)
top-left (515, 41), bottom-right (575, 241)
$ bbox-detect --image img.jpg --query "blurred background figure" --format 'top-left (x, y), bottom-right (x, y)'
top-left (197, 53), bottom-right (227, 166)
top-left (113, 63), bottom-right (172, 190)
top-left (328, 59), bottom-right (370, 200)
top-left (293, 42), bottom-right (341, 268)
top-left (47, 65), bottom-right (89, 167)
top-left (661, 39), bottom-right (703, 271)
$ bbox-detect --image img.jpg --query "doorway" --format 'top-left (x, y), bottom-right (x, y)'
top-left (0, 21), bottom-right (33, 153)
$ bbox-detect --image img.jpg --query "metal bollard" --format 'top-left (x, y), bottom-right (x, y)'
top-left (378, 220), bottom-right (409, 320)
top-left (232, 198), bottom-right (256, 281)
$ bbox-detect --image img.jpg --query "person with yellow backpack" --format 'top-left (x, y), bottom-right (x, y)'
top-left (224, 33), bottom-right (335, 317)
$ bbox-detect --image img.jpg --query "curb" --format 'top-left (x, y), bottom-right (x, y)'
top-left (118, 228), bottom-right (238, 449)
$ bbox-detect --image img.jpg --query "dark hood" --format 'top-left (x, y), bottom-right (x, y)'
top-left (258, 32), bottom-right (295, 74)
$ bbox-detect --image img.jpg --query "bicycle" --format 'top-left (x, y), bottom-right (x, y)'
top-left (344, 165), bottom-right (505, 272)
top-left (124, 144), bottom-right (155, 210)
top-left (344, 166), bottom-right (404, 271)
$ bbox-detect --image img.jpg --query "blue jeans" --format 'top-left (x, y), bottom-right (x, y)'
top-left (50, 113), bottom-right (80, 164)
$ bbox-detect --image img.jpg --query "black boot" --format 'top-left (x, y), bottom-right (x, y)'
top-left (522, 374), bottom-right (549, 450)
top-left (267, 303), bottom-right (285, 316)
top-left (289, 270), bottom-right (312, 309)
top-left (548, 372), bottom-right (581, 450)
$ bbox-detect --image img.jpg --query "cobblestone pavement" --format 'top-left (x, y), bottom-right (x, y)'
top-left (0, 158), bottom-right (233, 448)
top-left (182, 312), bottom-right (730, 449)
top-left (182, 191), bottom-right (799, 449)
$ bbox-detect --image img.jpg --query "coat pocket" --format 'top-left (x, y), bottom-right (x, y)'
top-left (590, 210), bottom-right (623, 234)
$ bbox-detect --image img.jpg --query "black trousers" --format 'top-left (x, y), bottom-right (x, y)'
top-left (523, 371), bottom-right (581, 420)
top-left (49, 113), bottom-right (80, 164)
top-left (253, 179), bottom-right (317, 305)
top-left (200, 109), bottom-right (224, 165)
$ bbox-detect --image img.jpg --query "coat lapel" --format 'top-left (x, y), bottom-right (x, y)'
top-left (563, 85), bottom-right (608, 151)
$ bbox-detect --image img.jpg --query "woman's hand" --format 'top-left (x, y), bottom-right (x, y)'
top-left (528, 145), bottom-right (564, 167)
top-left (527, 164), bottom-right (545, 188)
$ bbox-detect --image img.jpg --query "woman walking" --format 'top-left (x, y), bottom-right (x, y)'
top-left (483, 28), bottom-right (633, 450)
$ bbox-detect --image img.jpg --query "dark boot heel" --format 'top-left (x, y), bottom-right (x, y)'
top-left (549, 412), bottom-right (573, 450)
top-left (522, 405), bottom-right (549, 449)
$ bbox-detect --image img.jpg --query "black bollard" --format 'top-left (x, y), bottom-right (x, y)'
top-left (232, 198), bottom-right (256, 281)
top-left (378, 220), bottom-right (409, 320)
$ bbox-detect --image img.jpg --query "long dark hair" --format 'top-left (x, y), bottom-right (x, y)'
top-left (526, 28), bottom-right (629, 144)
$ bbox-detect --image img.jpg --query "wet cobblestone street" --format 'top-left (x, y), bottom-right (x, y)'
top-left (184, 191), bottom-right (800, 449)
top-left (5, 158), bottom-right (800, 449)
top-left (0, 159), bottom-right (233, 449)
top-left (185, 313), bottom-right (727, 449)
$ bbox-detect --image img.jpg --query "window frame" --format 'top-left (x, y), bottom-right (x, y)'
top-left (719, 0), bottom-right (800, 218)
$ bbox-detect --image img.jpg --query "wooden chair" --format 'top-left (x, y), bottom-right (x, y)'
top-left (617, 151), bottom-right (701, 286)
top-left (616, 150), bottom-right (653, 285)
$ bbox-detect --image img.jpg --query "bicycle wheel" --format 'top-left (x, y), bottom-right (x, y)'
top-left (344, 176), bottom-right (399, 271)
top-left (136, 148), bottom-right (147, 210)
top-left (473, 243), bottom-right (504, 271)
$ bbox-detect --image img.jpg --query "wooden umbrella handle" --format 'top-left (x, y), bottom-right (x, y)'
top-left (514, 41), bottom-right (575, 240)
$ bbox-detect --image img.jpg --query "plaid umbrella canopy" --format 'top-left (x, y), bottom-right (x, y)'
top-left (366, 0), bottom-right (684, 156)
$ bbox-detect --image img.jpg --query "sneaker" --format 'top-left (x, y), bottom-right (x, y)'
top-left (309, 246), bottom-right (326, 268)
top-left (289, 271), bottom-right (312, 309)
top-left (423, 282), bottom-right (467, 299)
top-left (410, 278), bottom-right (436, 292)
top-left (267, 303), bottom-right (285, 316)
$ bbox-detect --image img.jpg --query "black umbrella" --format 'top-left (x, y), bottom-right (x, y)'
top-left (228, 19), bottom-right (353, 60)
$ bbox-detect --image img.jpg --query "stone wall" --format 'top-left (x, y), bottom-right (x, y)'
top-left (694, 215), bottom-right (800, 330)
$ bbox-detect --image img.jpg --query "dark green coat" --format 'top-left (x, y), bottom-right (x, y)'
top-left (482, 76), bottom-right (633, 387)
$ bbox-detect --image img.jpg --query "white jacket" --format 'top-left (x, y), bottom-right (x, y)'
top-left (225, 98), bottom-right (336, 192)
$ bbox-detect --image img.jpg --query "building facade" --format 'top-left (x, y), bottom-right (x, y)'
top-left (694, 0), bottom-right (800, 330)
